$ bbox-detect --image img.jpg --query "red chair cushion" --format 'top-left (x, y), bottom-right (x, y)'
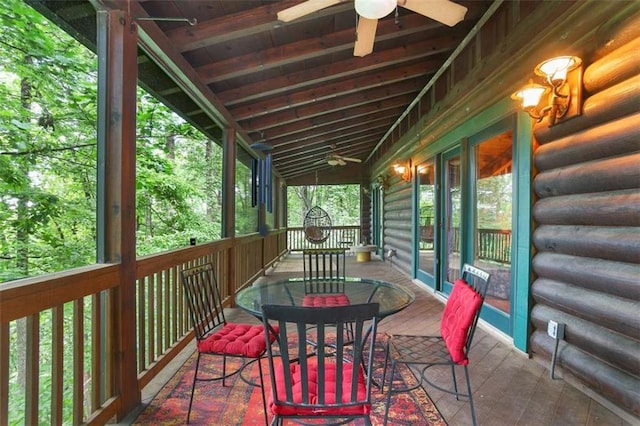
top-left (440, 279), bottom-right (483, 365)
top-left (270, 359), bottom-right (369, 416)
top-left (302, 294), bottom-right (350, 307)
top-left (197, 323), bottom-right (277, 358)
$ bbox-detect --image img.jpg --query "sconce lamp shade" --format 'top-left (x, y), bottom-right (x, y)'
top-left (393, 161), bottom-right (412, 183)
top-left (393, 164), bottom-right (406, 174)
top-left (535, 56), bottom-right (582, 84)
top-left (355, 0), bottom-right (396, 19)
top-left (511, 82), bottom-right (547, 109)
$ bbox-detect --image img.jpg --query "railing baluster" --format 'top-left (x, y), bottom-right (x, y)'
top-left (148, 276), bottom-right (155, 366)
top-left (0, 321), bottom-right (8, 426)
top-left (52, 305), bottom-right (64, 425)
top-left (25, 315), bottom-right (39, 425)
top-left (137, 277), bottom-right (145, 374)
top-left (73, 300), bottom-right (84, 425)
top-left (91, 294), bottom-right (102, 413)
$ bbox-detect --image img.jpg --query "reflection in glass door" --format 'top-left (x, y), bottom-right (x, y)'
top-left (442, 151), bottom-right (461, 289)
top-left (473, 130), bottom-right (513, 315)
top-left (417, 161), bottom-right (436, 280)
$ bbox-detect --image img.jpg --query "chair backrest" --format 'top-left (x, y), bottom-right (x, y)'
top-left (302, 248), bottom-right (346, 280)
top-left (440, 263), bottom-right (491, 365)
top-left (261, 303), bottom-right (379, 414)
top-left (180, 263), bottom-right (226, 341)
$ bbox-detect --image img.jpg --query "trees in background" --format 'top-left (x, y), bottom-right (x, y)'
top-left (0, 0), bottom-right (230, 283)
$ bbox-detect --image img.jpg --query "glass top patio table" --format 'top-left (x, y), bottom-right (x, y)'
top-left (235, 277), bottom-right (415, 319)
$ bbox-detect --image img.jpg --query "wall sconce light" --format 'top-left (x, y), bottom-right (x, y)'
top-left (511, 56), bottom-right (582, 126)
top-left (393, 159), bottom-right (412, 183)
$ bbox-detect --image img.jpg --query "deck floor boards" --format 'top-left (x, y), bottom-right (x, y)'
top-left (134, 253), bottom-right (634, 426)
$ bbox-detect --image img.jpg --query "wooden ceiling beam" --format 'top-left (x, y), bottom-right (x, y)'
top-left (267, 110), bottom-right (403, 146)
top-left (214, 34), bottom-right (463, 104)
top-left (274, 133), bottom-right (384, 165)
top-left (258, 105), bottom-right (406, 141)
top-left (230, 62), bottom-right (436, 120)
top-left (271, 118), bottom-right (397, 152)
top-left (165, 1), bottom-right (353, 53)
top-left (240, 89), bottom-right (418, 132)
top-left (275, 142), bottom-right (379, 170)
top-left (195, 15), bottom-right (444, 83)
top-left (244, 94), bottom-right (413, 134)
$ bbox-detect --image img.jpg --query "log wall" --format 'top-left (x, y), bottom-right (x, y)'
top-left (530, 22), bottom-right (640, 416)
top-left (382, 177), bottom-right (413, 271)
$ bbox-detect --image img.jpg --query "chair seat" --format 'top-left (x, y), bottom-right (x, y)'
top-left (270, 359), bottom-right (369, 416)
top-left (197, 323), bottom-right (277, 358)
top-left (389, 334), bottom-right (451, 364)
top-left (302, 293), bottom-right (350, 307)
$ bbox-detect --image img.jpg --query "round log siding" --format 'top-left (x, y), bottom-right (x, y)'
top-left (531, 29), bottom-right (640, 417)
top-left (533, 253), bottom-right (640, 301)
top-left (383, 179), bottom-right (413, 270)
top-left (531, 305), bottom-right (640, 376)
top-left (533, 225), bottom-right (639, 264)
top-left (583, 36), bottom-right (640, 95)
top-left (534, 74), bottom-right (640, 145)
top-left (534, 153), bottom-right (640, 198)
top-left (530, 331), bottom-right (640, 415)
top-left (535, 113), bottom-right (640, 171)
top-left (531, 279), bottom-right (640, 339)
top-left (533, 189), bottom-right (640, 226)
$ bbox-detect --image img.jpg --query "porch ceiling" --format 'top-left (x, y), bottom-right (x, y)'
top-left (29, 0), bottom-right (493, 184)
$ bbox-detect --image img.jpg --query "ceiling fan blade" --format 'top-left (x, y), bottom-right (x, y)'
top-left (277, 0), bottom-right (343, 22)
top-left (399, 0), bottom-right (468, 27)
top-left (342, 156), bottom-right (362, 163)
top-left (353, 17), bottom-right (378, 57)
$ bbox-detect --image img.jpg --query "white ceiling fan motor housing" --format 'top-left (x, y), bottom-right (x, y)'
top-left (355, 0), bottom-right (396, 19)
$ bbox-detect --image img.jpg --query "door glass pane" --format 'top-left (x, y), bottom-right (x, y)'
top-left (445, 155), bottom-right (461, 283)
top-left (475, 131), bottom-right (513, 314)
top-left (418, 162), bottom-right (435, 276)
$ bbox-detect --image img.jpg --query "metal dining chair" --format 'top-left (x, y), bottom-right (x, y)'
top-left (382, 263), bottom-right (491, 426)
top-left (261, 303), bottom-right (380, 426)
top-left (301, 248), bottom-right (353, 345)
top-left (181, 263), bottom-right (278, 424)
top-left (302, 248), bottom-right (347, 280)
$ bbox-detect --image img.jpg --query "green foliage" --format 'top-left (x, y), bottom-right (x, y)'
top-left (287, 184), bottom-right (360, 227)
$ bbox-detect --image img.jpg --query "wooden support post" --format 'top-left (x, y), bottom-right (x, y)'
top-left (222, 127), bottom-right (236, 239)
top-left (222, 128), bottom-right (237, 304)
top-left (96, 8), bottom-right (140, 420)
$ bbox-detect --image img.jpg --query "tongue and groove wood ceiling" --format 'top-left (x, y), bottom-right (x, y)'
top-left (31, 0), bottom-right (493, 183)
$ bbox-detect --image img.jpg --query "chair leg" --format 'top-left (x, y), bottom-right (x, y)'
top-left (257, 358), bottom-right (269, 425)
top-left (380, 341), bottom-right (391, 393)
top-left (186, 353), bottom-right (202, 424)
top-left (382, 361), bottom-right (397, 426)
top-left (464, 365), bottom-right (478, 426)
top-left (450, 364), bottom-right (460, 400)
top-left (222, 355), bottom-right (227, 386)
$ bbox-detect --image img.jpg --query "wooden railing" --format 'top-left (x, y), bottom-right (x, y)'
top-left (287, 226), bottom-right (361, 251)
top-left (420, 227), bottom-right (511, 264)
top-left (477, 228), bottom-right (511, 264)
top-left (0, 229), bottom-right (287, 425)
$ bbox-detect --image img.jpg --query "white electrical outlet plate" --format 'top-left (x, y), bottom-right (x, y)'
top-left (548, 320), bottom-right (558, 339)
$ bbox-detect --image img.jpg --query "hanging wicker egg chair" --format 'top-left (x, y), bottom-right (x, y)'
top-left (303, 205), bottom-right (332, 244)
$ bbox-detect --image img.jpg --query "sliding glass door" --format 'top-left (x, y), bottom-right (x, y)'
top-left (469, 127), bottom-right (514, 331)
top-left (440, 148), bottom-right (461, 294)
top-left (416, 160), bottom-right (436, 287)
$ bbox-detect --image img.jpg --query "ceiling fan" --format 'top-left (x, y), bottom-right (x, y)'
top-left (277, 0), bottom-right (468, 57)
top-left (316, 153), bottom-right (363, 166)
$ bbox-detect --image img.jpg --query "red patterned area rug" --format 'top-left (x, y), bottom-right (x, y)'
top-left (133, 334), bottom-right (446, 425)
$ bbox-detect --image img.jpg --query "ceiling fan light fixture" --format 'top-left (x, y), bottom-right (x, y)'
top-left (355, 0), bottom-right (396, 19)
